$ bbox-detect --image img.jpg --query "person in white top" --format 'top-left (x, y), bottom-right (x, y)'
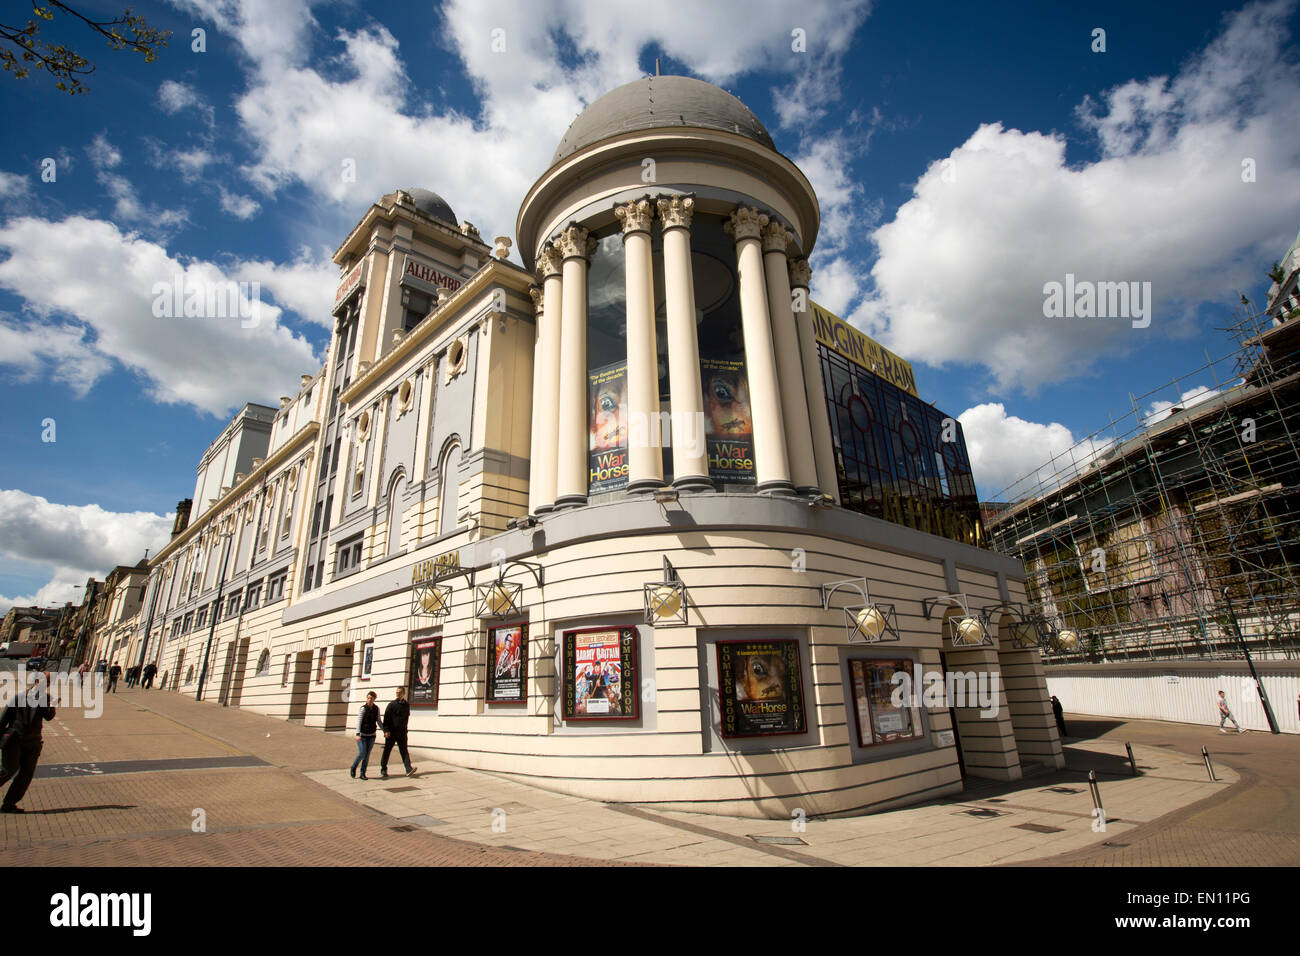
top-left (1216, 690), bottom-right (1242, 733)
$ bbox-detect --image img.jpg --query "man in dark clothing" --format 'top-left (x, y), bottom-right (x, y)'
top-left (1051, 696), bottom-right (1067, 737)
top-left (380, 687), bottom-right (417, 779)
top-left (107, 662), bottom-right (122, 693)
top-left (0, 672), bottom-right (56, 812)
top-left (142, 663), bottom-right (157, 689)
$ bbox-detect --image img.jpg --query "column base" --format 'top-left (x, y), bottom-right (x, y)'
top-left (553, 494), bottom-right (588, 510)
top-left (795, 485), bottom-right (825, 498)
top-left (672, 475), bottom-right (715, 493)
top-left (627, 478), bottom-right (667, 495)
top-left (534, 504), bottom-right (555, 515)
top-left (756, 480), bottom-right (797, 496)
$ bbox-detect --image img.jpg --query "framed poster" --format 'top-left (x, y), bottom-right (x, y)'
top-left (562, 626), bottom-right (637, 722)
top-left (486, 621), bottom-right (528, 703)
top-left (717, 639), bottom-right (806, 738)
top-left (360, 640), bottom-right (374, 680)
top-left (848, 658), bottom-right (921, 747)
top-left (408, 634), bottom-right (441, 708)
top-left (700, 357), bottom-right (755, 484)
top-left (588, 361), bottom-right (629, 493)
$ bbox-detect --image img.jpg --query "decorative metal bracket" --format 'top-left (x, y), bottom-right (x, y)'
top-left (922, 593), bottom-right (993, 647)
top-left (821, 577), bottom-right (901, 644)
top-left (643, 556), bottom-right (688, 625)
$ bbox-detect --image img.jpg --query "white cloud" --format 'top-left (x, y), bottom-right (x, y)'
top-left (1145, 384), bottom-right (1220, 425)
top-left (0, 490), bottom-right (173, 615)
top-left (167, 0), bottom-right (873, 257)
top-left (219, 187), bottom-right (261, 220)
top-left (87, 133), bottom-right (190, 233)
top-left (856, 0), bottom-right (1300, 392)
top-left (0, 170), bottom-right (30, 198)
top-left (959, 402), bottom-right (1113, 500)
top-left (0, 216), bottom-right (321, 416)
top-left (231, 246), bottom-right (337, 328)
top-left (87, 132), bottom-right (122, 169)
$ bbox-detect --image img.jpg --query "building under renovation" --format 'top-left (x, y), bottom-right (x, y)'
top-left (986, 247), bottom-right (1300, 664)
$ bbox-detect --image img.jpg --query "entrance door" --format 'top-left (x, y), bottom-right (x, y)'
top-left (287, 651), bottom-right (312, 721)
top-left (939, 651), bottom-right (966, 778)
top-left (173, 649), bottom-right (185, 691)
top-left (218, 641), bottom-right (237, 705)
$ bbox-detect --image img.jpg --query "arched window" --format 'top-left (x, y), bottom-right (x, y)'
top-left (438, 441), bottom-right (462, 537)
top-left (255, 649), bottom-right (270, 676)
top-left (387, 469), bottom-right (407, 555)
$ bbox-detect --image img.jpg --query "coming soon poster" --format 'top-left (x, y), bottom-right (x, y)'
top-left (486, 622), bottom-right (527, 703)
top-left (717, 639), bottom-right (806, 738)
top-left (409, 635), bottom-right (440, 708)
top-left (588, 361), bottom-right (629, 493)
top-left (562, 627), bottom-right (637, 721)
top-left (700, 358), bottom-right (755, 483)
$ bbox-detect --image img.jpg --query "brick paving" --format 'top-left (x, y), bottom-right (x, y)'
top-left (6, 686), bottom-right (1294, 866)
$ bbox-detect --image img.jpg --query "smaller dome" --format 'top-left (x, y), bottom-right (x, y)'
top-left (403, 187), bottom-right (457, 225)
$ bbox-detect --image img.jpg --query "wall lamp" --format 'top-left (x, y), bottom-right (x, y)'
top-left (474, 559), bottom-right (543, 620)
top-left (979, 601), bottom-right (1051, 650)
top-left (921, 593), bottom-right (993, 647)
top-left (806, 492), bottom-right (835, 511)
top-left (507, 514), bottom-right (539, 531)
top-left (652, 487), bottom-right (679, 505)
top-left (821, 577), bottom-right (900, 644)
top-left (643, 556), bottom-right (688, 625)
top-left (411, 582), bottom-right (452, 619)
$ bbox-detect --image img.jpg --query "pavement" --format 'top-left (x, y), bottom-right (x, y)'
top-left (2, 683), bottom-right (1294, 866)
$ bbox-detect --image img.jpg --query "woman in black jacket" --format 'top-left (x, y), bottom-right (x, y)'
top-left (351, 691), bottom-right (381, 779)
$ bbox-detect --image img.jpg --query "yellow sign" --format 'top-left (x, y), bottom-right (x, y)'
top-left (809, 301), bottom-right (918, 397)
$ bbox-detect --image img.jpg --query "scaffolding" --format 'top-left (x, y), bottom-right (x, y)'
top-left (986, 298), bottom-right (1300, 663)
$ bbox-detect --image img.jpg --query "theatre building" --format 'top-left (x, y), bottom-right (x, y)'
top-left (136, 76), bottom-right (1061, 818)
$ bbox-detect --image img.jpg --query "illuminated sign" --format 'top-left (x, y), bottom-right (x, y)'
top-left (333, 259), bottom-right (367, 311)
top-left (402, 255), bottom-right (463, 294)
top-left (810, 301), bottom-right (918, 397)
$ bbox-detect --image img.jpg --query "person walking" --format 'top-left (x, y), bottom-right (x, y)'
top-left (0, 670), bottom-right (56, 813)
top-left (380, 686), bottom-right (417, 779)
top-left (351, 691), bottom-right (382, 779)
top-left (142, 663), bottom-right (157, 689)
top-left (77, 662), bottom-right (89, 687)
top-left (1216, 690), bottom-right (1243, 733)
top-left (1050, 695), bottom-right (1067, 737)
top-left (95, 659), bottom-right (107, 687)
top-left (107, 662), bottom-right (122, 694)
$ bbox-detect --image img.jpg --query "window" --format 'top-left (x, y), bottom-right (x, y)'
top-left (359, 639), bottom-right (374, 680)
top-left (316, 647), bottom-right (328, 684)
top-left (303, 564), bottom-right (314, 591)
top-left (847, 658), bottom-right (924, 749)
top-left (337, 535), bottom-right (364, 574)
top-left (245, 581), bottom-right (262, 609)
top-left (281, 654), bottom-right (291, 687)
top-left (387, 471), bottom-right (407, 555)
top-left (438, 441), bottom-right (462, 536)
top-left (194, 605), bottom-right (208, 630)
top-left (255, 649), bottom-right (270, 677)
top-left (402, 288), bottom-right (432, 333)
top-left (266, 572), bottom-right (287, 603)
top-left (226, 593), bottom-right (241, 618)
top-left (182, 612), bottom-right (194, 633)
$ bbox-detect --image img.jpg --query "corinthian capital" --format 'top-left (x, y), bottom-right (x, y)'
top-left (556, 223), bottom-right (593, 261)
top-left (537, 242), bottom-right (563, 279)
top-left (655, 194), bottom-right (695, 230)
top-left (528, 284), bottom-right (543, 313)
top-left (725, 206), bottom-right (769, 242)
top-left (614, 197), bottom-right (655, 236)
top-left (761, 221), bottom-right (794, 255)
top-left (788, 257), bottom-right (812, 289)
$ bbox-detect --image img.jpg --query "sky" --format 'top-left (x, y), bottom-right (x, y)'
top-left (0, 0), bottom-right (1298, 612)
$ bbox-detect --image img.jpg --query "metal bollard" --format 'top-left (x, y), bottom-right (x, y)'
top-left (1088, 769), bottom-right (1105, 821)
top-left (1126, 742), bottom-right (1139, 776)
top-left (1201, 746), bottom-right (1216, 781)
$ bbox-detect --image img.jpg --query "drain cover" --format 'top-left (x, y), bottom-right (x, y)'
top-left (1014, 822), bottom-right (1065, 834)
top-left (748, 835), bottom-right (808, 846)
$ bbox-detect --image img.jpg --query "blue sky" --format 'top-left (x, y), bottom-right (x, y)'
top-left (1, 0), bottom-right (1298, 610)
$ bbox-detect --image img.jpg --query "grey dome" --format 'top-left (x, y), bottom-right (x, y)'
top-left (405, 187), bottom-right (457, 225)
top-left (552, 75), bottom-right (775, 164)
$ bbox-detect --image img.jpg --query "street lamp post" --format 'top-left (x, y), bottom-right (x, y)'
top-left (1221, 587), bottom-right (1281, 735)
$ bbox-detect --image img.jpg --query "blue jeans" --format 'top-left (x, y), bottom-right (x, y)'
top-left (352, 735), bottom-right (376, 775)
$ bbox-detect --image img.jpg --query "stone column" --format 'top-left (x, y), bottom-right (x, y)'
top-left (726, 206), bottom-right (792, 494)
top-left (790, 258), bottom-right (840, 502)
top-left (762, 222), bottom-right (820, 495)
top-left (656, 194), bottom-right (711, 491)
top-left (532, 244), bottom-right (564, 512)
top-left (555, 224), bottom-right (594, 509)
top-left (615, 198), bottom-right (664, 492)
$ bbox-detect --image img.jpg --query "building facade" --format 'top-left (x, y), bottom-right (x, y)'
top-left (133, 76), bottom-right (1058, 818)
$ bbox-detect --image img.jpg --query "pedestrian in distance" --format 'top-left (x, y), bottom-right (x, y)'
top-left (142, 662), bottom-right (157, 689)
top-left (352, 691), bottom-right (382, 779)
top-left (95, 659), bottom-right (107, 687)
top-left (1216, 690), bottom-right (1243, 733)
top-left (380, 686), bottom-right (417, 779)
top-left (77, 662), bottom-right (89, 686)
top-left (1050, 695), bottom-right (1067, 737)
top-left (107, 662), bottom-right (122, 694)
top-left (0, 670), bottom-right (56, 813)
